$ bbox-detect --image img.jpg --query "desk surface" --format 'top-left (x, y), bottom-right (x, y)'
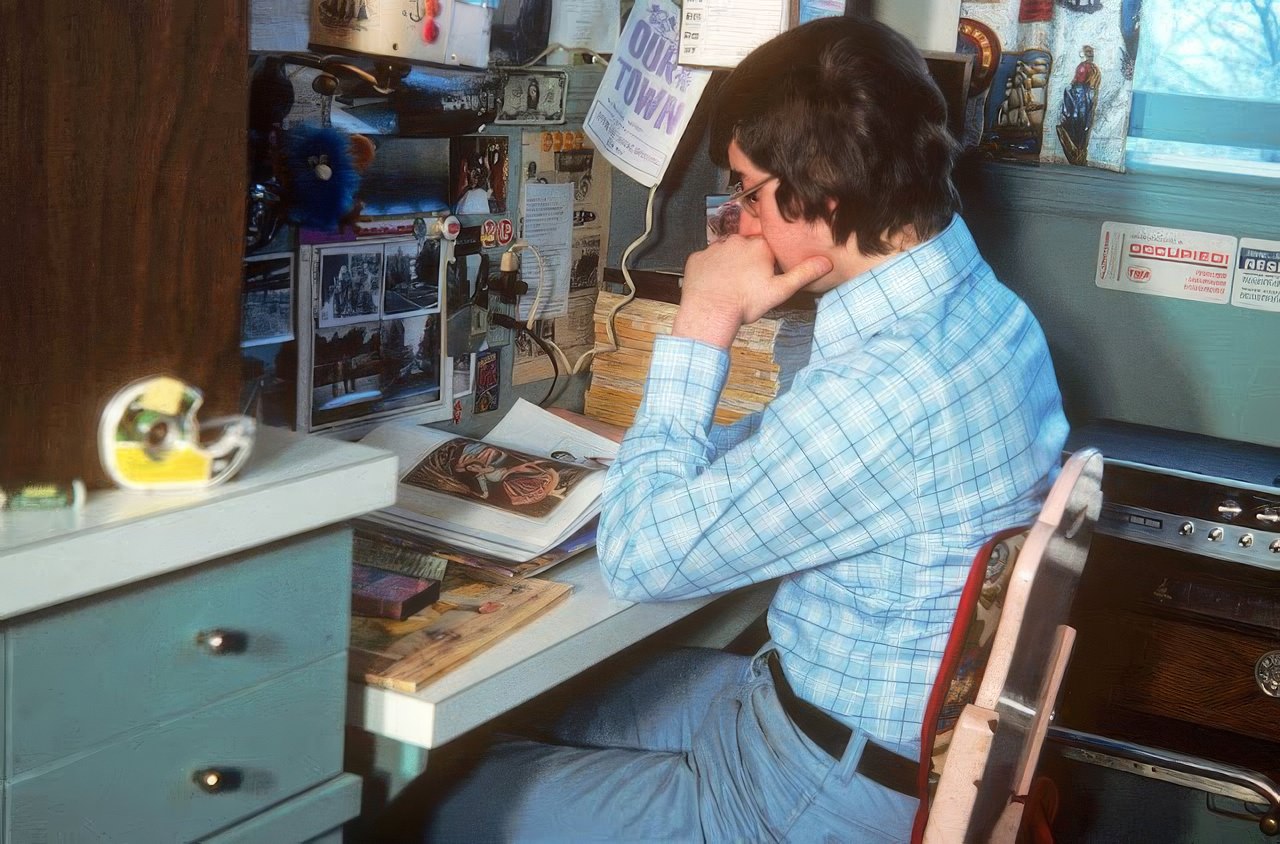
top-left (348, 551), bottom-right (773, 750)
top-left (0, 427), bottom-right (396, 620)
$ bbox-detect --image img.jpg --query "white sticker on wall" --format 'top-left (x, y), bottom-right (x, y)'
top-left (1231, 238), bottom-right (1280, 313)
top-left (1095, 222), bottom-right (1237, 304)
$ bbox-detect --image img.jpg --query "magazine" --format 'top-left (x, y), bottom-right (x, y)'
top-left (355, 517), bottom-right (598, 581)
top-left (357, 399), bottom-right (619, 563)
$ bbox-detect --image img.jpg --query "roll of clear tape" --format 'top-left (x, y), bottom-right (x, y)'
top-left (98, 376), bottom-right (256, 491)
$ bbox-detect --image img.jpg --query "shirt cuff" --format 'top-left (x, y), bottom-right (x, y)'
top-left (636, 335), bottom-right (729, 429)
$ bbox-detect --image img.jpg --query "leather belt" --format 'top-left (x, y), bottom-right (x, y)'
top-left (765, 650), bottom-right (918, 797)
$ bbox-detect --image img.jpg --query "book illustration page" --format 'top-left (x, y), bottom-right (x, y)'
top-left (402, 438), bottom-right (593, 519)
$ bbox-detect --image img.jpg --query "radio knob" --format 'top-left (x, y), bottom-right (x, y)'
top-left (1218, 501), bottom-right (1243, 519)
top-left (1239, 534), bottom-right (1254, 548)
top-left (1271, 539), bottom-right (1280, 553)
top-left (1178, 522), bottom-right (1195, 536)
top-left (1207, 527), bottom-right (1224, 542)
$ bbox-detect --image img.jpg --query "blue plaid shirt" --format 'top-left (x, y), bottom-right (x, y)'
top-left (598, 216), bottom-right (1068, 747)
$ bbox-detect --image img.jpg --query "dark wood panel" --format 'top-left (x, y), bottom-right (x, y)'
top-left (1, 1), bottom-right (246, 488)
top-left (1112, 613), bottom-right (1280, 744)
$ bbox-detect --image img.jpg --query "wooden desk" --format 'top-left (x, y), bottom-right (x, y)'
top-left (346, 551), bottom-right (773, 801)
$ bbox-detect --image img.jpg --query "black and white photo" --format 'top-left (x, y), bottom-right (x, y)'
top-left (318, 246), bottom-right (384, 328)
top-left (241, 252), bottom-right (295, 345)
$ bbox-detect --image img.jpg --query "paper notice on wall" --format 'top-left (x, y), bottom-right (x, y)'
top-left (547, 0), bottom-right (620, 65)
top-left (583, 0), bottom-right (713, 187)
top-left (1095, 221), bottom-right (1237, 305)
top-left (1231, 238), bottom-right (1280, 313)
top-left (677, 0), bottom-right (787, 69)
top-left (518, 181), bottom-right (575, 321)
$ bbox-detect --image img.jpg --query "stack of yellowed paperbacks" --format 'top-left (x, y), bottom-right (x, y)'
top-left (585, 291), bottom-right (816, 428)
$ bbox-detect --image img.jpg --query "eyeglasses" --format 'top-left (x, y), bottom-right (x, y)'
top-left (725, 174), bottom-right (777, 218)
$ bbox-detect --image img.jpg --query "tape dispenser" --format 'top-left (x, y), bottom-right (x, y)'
top-left (99, 376), bottom-right (256, 491)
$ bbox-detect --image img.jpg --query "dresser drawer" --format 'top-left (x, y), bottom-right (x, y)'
top-left (6, 652), bottom-right (347, 844)
top-left (1108, 613), bottom-right (1280, 743)
top-left (7, 526), bottom-right (351, 775)
top-left (199, 772), bottom-right (361, 843)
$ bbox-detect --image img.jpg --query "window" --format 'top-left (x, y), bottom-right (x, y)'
top-left (1126, 0), bottom-right (1280, 180)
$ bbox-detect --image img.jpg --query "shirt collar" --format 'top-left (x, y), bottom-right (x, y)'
top-left (811, 215), bottom-right (979, 359)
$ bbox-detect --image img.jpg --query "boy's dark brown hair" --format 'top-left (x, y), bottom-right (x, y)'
top-left (710, 16), bottom-right (961, 255)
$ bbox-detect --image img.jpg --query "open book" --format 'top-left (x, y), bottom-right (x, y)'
top-left (358, 399), bottom-right (619, 563)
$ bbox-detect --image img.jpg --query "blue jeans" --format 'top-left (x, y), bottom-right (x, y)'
top-left (423, 647), bottom-right (918, 842)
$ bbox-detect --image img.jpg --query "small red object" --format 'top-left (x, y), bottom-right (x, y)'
top-left (478, 601), bottom-right (504, 614)
top-left (422, 18), bottom-right (440, 44)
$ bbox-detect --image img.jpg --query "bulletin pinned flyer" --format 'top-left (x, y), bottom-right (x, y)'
top-left (583, 0), bottom-right (713, 187)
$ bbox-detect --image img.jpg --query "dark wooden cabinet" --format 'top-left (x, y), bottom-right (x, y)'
top-left (1, 1), bottom-right (246, 488)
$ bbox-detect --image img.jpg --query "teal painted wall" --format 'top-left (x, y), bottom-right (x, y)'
top-left (958, 162), bottom-right (1280, 447)
top-left (606, 134), bottom-right (1280, 448)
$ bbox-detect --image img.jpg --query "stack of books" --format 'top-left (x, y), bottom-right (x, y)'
top-left (584, 291), bottom-right (816, 428)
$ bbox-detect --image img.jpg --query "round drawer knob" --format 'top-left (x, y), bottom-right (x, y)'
top-left (196, 628), bottom-right (248, 655)
top-left (194, 767), bottom-right (243, 794)
top-left (1256, 650), bottom-right (1280, 699)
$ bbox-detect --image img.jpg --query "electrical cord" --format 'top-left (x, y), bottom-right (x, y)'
top-left (491, 313), bottom-right (560, 407)
top-left (502, 42), bottom-right (611, 69)
top-left (607, 183), bottom-right (659, 352)
top-left (496, 180), bottom-right (657, 389)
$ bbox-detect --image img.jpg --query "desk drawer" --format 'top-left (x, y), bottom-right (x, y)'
top-left (6, 651), bottom-right (347, 844)
top-left (1107, 613), bottom-right (1280, 743)
top-left (7, 527), bottom-right (351, 774)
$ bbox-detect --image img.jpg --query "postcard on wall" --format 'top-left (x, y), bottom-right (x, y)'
top-left (474, 348), bottom-right (501, 414)
top-left (382, 238), bottom-right (438, 317)
top-left (451, 134), bottom-right (510, 216)
top-left (678, 0), bottom-right (788, 69)
top-left (494, 68), bottom-right (568, 125)
top-left (310, 321), bottom-right (386, 428)
top-left (452, 354), bottom-right (476, 396)
top-left (1232, 238), bottom-right (1280, 313)
top-left (583, 0), bottom-right (713, 187)
top-left (1095, 221), bottom-right (1237, 305)
top-left (317, 244), bottom-right (385, 328)
top-left (358, 137), bottom-right (452, 218)
top-left (242, 252), bottom-right (295, 346)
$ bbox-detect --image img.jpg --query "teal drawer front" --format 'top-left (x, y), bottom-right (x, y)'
top-left (200, 772), bottom-right (361, 844)
top-left (0, 628), bottom-right (5, 772)
top-left (7, 527), bottom-right (351, 775)
top-left (6, 651), bottom-right (347, 844)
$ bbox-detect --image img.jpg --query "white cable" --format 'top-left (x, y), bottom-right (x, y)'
top-left (501, 183), bottom-right (658, 389)
top-left (602, 183), bottom-right (659, 352)
top-left (501, 42), bottom-right (611, 69)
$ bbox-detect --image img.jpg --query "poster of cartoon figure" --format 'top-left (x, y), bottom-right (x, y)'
top-left (402, 439), bottom-right (592, 518)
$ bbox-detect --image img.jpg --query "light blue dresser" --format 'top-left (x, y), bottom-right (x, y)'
top-left (0, 429), bottom-right (397, 843)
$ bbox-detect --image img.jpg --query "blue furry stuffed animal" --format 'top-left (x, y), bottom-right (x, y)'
top-left (278, 124), bottom-right (375, 231)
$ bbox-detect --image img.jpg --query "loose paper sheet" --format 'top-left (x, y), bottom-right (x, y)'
top-left (517, 181), bottom-right (574, 322)
top-left (678, 0), bottom-right (788, 69)
top-left (583, 0), bottom-right (713, 187)
top-left (547, 0), bottom-right (620, 64)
